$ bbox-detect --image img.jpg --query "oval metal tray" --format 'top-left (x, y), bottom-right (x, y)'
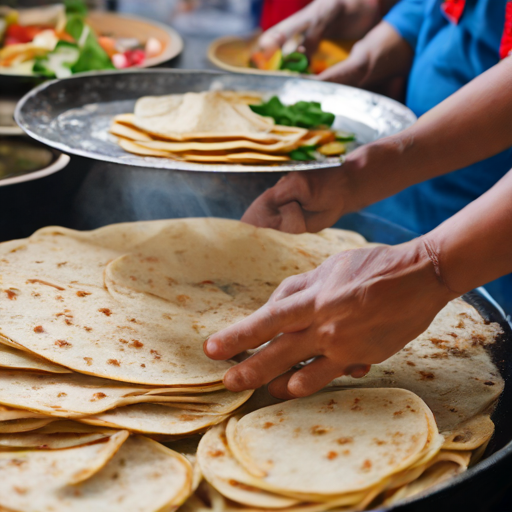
top-left (15, 69), bottom-right (416, 173)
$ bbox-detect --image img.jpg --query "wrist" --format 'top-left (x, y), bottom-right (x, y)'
top-left (342, 133), bottom-right (413, 212)
top-left (391, 237), bottom-right (459, 303)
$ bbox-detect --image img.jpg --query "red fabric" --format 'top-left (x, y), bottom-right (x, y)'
top-left (260, 0), bottom-right (314, 30)
top-left (500, 1), bottom-right (512, 59)
top-left (440, 0), bottom-right (465, 24)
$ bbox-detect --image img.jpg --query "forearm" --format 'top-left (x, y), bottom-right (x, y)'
top-left (345, 57), bottom-right (512, 212)
top-left (424, 169), bottom-right (512, 294)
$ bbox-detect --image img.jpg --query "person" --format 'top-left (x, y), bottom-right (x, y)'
top-left (202, 1), bottom-right (512, 400)
top-left (258, 0), bottom-right (512, 311)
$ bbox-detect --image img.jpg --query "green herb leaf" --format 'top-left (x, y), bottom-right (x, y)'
top-left (250, 96), bottom-right (335, 129)
top-left (71, 27), bottom-right (115, 73)
top-left (281, 52), bottom-right (309, 73)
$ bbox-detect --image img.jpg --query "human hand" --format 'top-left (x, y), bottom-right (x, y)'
top-left (258, 0), bottom-right (381, 57)
top-left (241, 165), bottom-right (353, 234)
top-left (204, 239), bottom-right (456, 399)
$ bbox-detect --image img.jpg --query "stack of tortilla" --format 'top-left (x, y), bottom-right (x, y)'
top-left (0, 218), bottom-right (504, 511)
top-left (110, 91), bottom-right (333, 164)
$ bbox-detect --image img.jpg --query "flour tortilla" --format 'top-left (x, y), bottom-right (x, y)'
top-left (198, 423), bottom-right (303, 509)
top-left (0, 219), bottom-right (367, 386)
top-left (181, 152), bottom-right (291, 164)
top-left (229, 389), bottom-right (438, 497)
top-left (0, 422), bottom-right (121, 450)
top-left (132, 92), bottom-right (274, 140)
top-left (330, 299), bottom-right (503, 431)
top-left (79, 404), bottom-right (229, 436)
top-left (0, 435), bottom-right (192, 512)
top-left (442, 415), bottom-right (495, 451)
top-left (0, 405), bottom-right (48, 422)
top-left (384, 458), bottom-right (467, 506)
top-left (136, 138), bottom-right (301, 154)
top-left (150, 389), bottom-right (253, 415)
top-left (0, 418), bottom-right (56, 433)
top-left (110, 121), bottom-right (153, 142)
top-left (0, 370), bottom-right (245, 418)
top-left (118, 138), bottom-right (185, 158)
top-left (114, 113), bottom-right (302, 143)
top-left (0, 343), bottom-right (71, 373)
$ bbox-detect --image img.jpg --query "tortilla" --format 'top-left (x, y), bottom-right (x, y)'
top-left (68, 430), bottom-right (130, 484)
top-left (0, 370), bottom-right (250, 418)
top-left (330, 299), bottom-right (504, 431)
top-left (164, 435), bottom-right (203, 491)
top-left (442, 415), bottom-right (495, 451)
top-left (132, 92), bottom-right (274, 140)
top-left (181, 152), bottom-right (290, 163)
top-left (198, 423), bottom-right (303, 509)
top-left (0, 405), bottom-right (48, 422)
top-left (0, 418), bottom-right (55, 434)
top-left (0, 343), bottom-right (72, 373)
top-left (0, 435), bottom-right (193, 512)
top-left (0, 219), bottom-right (366, 386)
top-left (383, 452), bottom-right (470, 506)
top-left (109, 121), bottom-right (153, 142)
top-left (79, 404), bottom-right (229, 436)
top-left (135, 138), bottom-right (301, 154)
top-left (0, 426), bottom-right (120, 451)
top-left (118, 138), bottom-right (184, 158)
top-left (229, 389), bottom-right (441, 498)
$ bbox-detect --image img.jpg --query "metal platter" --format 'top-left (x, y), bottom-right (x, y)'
top-left (15, 69), bottom-right (416, 173)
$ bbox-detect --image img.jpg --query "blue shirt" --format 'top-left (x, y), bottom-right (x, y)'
top-left (362, 0), bottom-right (512, 314)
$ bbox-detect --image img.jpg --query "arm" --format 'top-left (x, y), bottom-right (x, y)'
top-left (242, 57), bottom-right (512, 234)
top-left (205, 170), bottom-right (512, 398)
top-left (258, 0), bottom-right (399, 55)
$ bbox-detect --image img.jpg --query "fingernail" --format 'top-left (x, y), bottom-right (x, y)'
top-left (203, 337), bottom-right (211, 355)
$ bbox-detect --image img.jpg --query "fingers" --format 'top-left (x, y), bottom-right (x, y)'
top-left (268, 369), bottom-right (299, 400)
top-left (287, 357), bottom-right (345, 397)
top-left (204, 293), bottom-right (313, 360)
top-left (345, 364), bottom-right (371, 379)
top-left (258, 14), bottom-right (310, 52)
top-left (222, 332), bottom-right (317, 392)
top-left (277, 202), bottom-right (307, 234)
top-left (268, 363), bottom-right (371, 400)
top-left (241, 179), bottom-right (307, 232)
top-left (270, 273), bottom-right (310, 302)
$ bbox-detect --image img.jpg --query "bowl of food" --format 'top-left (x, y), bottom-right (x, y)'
top-left (208, 34), bottom-right (355, 77)
top-left (0, 135), bottom-right (68, 187)
top-left (0, 2), bottom-right (183, 93)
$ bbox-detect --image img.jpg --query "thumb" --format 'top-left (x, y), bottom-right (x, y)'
top-left (277, 201), bottom-right (307, 234)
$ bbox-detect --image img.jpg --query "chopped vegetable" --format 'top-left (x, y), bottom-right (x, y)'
top-left (336, 130), bottom-right (356, 142)
top-left (281, 52), bottom-right (309, 73)
top-left (317, 141), bottom-right (346, 156)
top-left (250, 96), bottom-right (335, 129)
top-left (33, 40), bottom-right (79, 78)
top-left (250, 49), bottom-right (282, 71)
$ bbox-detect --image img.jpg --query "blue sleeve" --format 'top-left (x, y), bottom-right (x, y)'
top-left (384, 0), bottom-right (425, 50)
